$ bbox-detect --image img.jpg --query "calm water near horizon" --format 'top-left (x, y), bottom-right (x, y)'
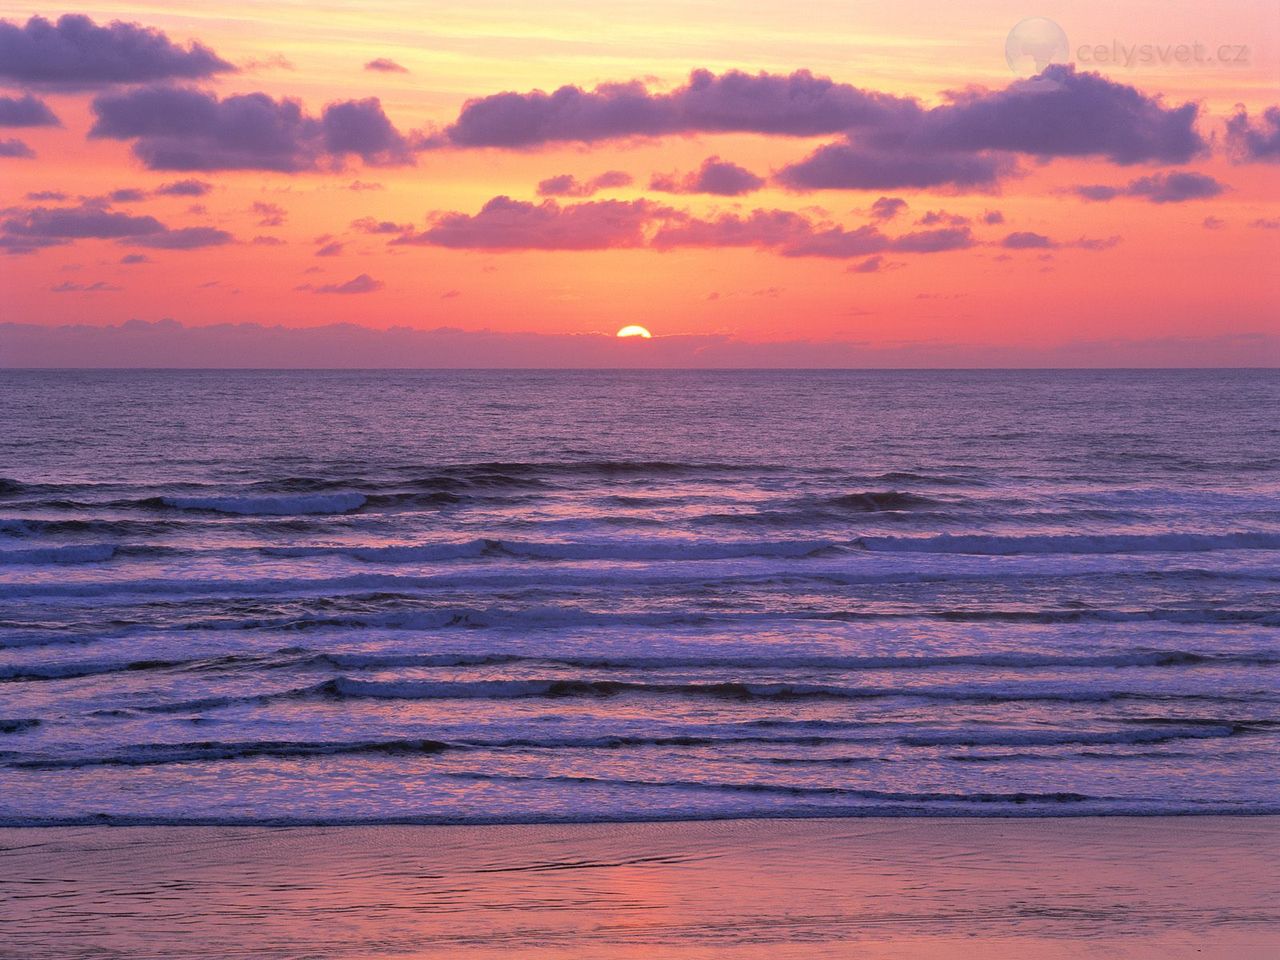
top-left (0, 369), bottom-right (1277, 823)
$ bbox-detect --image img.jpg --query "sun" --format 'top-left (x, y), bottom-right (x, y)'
top-left (616, 325), bottom-right (653, 339)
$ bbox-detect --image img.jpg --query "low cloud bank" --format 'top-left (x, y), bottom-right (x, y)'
top-left (2, 320), bottom-right (1275, 368)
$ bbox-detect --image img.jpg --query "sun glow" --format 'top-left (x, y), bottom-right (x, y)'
top-left (616, 325), bottom-right (653, 339)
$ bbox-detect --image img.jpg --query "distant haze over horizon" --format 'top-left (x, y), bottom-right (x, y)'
top-left (1, 319), bottom-right (1278, 368)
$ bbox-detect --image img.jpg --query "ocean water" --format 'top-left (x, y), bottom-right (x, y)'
top-left (0, 368), bottom-right (1277, 824)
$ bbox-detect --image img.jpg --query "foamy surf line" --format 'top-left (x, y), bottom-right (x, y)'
top-left (313, 675), bottom-right (1269, 704)
top-left (5, 533), bottom-right (1280, 570)
top-left (3, 803), bottom-right (1280, 827)
top-left (4, 646), bottom-right (1274, 681)
top-left (7, 722), bottom-right (1255, 770)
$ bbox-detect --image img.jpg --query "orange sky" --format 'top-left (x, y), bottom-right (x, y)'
top-left (1, 1), bottom-right (1278, 362)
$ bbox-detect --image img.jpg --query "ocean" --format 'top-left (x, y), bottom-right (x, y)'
top-left (0, 369), bottom-right (1277, 824)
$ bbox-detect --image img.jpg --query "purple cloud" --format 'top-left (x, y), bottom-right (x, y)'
top-left (125, 226), bottom-right (234, 249)
top-left (0, 94), bottom-right (59, 127)
top-left (899, 66), bottom-right (1204, 164)
top-left (653, 208), bottom-right (974, 259)
top-left (778, 143), bottom-right (1012, 190)
top-left (1125, 171), bottom-right (1224, 203)
top-left (364, 58), bottom-right (408, 73)
top-left (781, 223), bottom-right (976, 258)
top-left (391, 195), bottom-right (1110, 263)
top-left (848, 255), bottom-right (884, 273)
top-left (536, 174), bottom-right (582, 196)
top-left (1225, 106), bottom-right (1280, 163)
top-left (588, 170), bottom-right (632, 190)
top-left (891, 225), bottom-right (974, 253)
top-left (1070, 171), bottom-right (1225, 204)
top-left (315, 240), bottom-right (344, 256)
top-left (120, 252), bottom-right (151, 263)
top-left (0, 137), bottom-right (34, 158)
top-left (396, 196), bottom-right (661, 250)
top-left (437, 66), bottom-right (1202, 194)
top-left (352, 217), bottom-right (411, 234)
top-left (869, 197), bottom-right (906, 221)
top-left (981, 210), bottom-right (1004, 224)
top-left (253, 201), bottom-right (286, 226)
top-left (3, 204), bottom-right (163, 238)
top-left (321, 97), bottom-right (413, 165)
top-left (0, 234), bottom-right (66, 254)
top-left (1073, 235), bottom-right (1122, 251)
top-left (50, 280), bottom-right (122, 293)
top-left (1002, 231), bottom-right (1055, 249)
top-left (69, 183), bottom-right (211, 204)
top-left (775, 65), bottom-right (1204, 191)
top-left (917, 210), bottom-right (969, 226)
top-left (1001, 231), bottom-right (1120, 251)
top-left (650, 209), bottom-right (811, 250)
top-left (441, 68), bottom-right (920, 147)
top-left (781, 224), bottom-right (889, 258)
top-left (90, 87), bottom-right (415, 171)
top-left (1071, 184), bottom-right (1121, 201)
top-left (0, 14), bottom-right (233, 90)
top-left (309, 273), bottom-right (384, 294)
top-left (90, 86), bottom-right (307, 170)
top-left (650, 156), bottom-right (765, 196)
top-left (2, 201), bottom-right (235, 252)
top-left (154, 178), bottom-right (212, 197)
top-left (537, 170), bottom-right (633, 197)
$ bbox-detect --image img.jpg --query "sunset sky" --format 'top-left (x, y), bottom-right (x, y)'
top-left (1, 1), bottom-right (1278, 365)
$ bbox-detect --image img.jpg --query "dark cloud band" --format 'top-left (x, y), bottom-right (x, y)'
top-left (0, 14), bottom-right (233, 90)
top-left (90, 87), bottom-right (416, 171)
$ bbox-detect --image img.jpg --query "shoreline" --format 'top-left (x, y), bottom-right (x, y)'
top-left (3, 807), bottom-right (1279, 828)
top-left (3, 816), bottom-right (1276, 958)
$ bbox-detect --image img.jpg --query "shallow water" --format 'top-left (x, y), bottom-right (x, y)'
top-left (0, 369), bottom-right (1277, 823)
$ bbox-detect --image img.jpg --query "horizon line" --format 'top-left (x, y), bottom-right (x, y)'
top-left (3, 367), bottom-right (1277, 373)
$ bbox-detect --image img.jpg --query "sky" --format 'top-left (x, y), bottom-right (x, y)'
top-left (0, 1), bottom-right (1278, 366)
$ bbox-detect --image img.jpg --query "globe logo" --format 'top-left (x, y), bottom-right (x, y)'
top-left (1005, 17), bottom-right (1070, 74)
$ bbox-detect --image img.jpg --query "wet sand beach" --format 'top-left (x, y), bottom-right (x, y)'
top-left (2, 816), bottom-right (1277, 959)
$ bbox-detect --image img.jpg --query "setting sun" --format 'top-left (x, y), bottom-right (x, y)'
top-left (616, 325), bottom-right (653, 339)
